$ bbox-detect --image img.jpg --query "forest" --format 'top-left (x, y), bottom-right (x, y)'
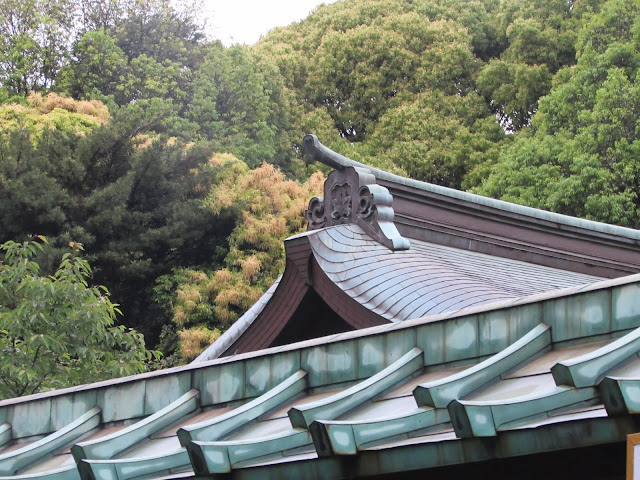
top-left (1, 0), bottom-right (639, 398)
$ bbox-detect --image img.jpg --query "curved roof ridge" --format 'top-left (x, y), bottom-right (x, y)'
top-left (303, 134), bottom-right (640, 242)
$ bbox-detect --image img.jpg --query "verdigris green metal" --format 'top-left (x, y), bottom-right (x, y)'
top-left (178, 370), bottom-right (308, 446)
top-left (0, 424), bottom-right (10, 448)
top-left (78, 448), bottom-right (190, 480)
top-left (1, 275), bottom-right (636, 440)
top-left (224, 415), bottom-right (635, 480)
top-left (187, 348), bottom-right (423, 473)
top-left (0, 408), bottom-right (100, 475)
top-left (0, 465), bottom-right (80, 480)
top-left (72, 390), bottom-right (198, 462)
top-left (612, 283), bottom-right (640, 331)
top-left (414, 323), bottom-right (551, 408)
top-left (289, 347), bottom-right (423, 429)
top-left (361, 415), bottom-right (631, 480)
top-left (449, 386), bottom-right (599, 438)
top-left (2, 274), bottom-right (640, 478)
top-left (552, 326), bottom-right (640, 387)
top-left (310, 407), bottom-right (450, 456)
top-left (187, 428), bottom-right (312, 474)
top-left (599, 377), bottom-right (640, 416)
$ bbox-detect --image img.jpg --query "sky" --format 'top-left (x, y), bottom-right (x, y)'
top-left (205, 0), bottom-right (340, 46)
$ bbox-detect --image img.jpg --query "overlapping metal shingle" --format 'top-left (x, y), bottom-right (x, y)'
top-left (308, 224), bottom-right (604, 321)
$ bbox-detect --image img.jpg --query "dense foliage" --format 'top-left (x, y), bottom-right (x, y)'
top-left (159, 158), bottom-right (324, 362)
top-left (0, 237), bottom-right (158, 399)
top-left (476, 0), bottom-right (640, 226)
top-left (1, 0), bottom-right (638, 383)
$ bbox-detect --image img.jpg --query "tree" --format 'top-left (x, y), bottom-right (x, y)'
top-left (56, 28), bottom-right (130, 102)
top-left (0, 0), bottom-right (74, 95)
top-left (477, 0), bottom-right (640, 228)
top-left (157, 157), bottom-right (324, 362)
top-left (57, 0), bottom-right (208, 109)
top-left (477, 60), bottom-right (551, 130)
top-left (305, 11), bottom-right (479, 141)
top-left (411, 0), bottom-right (505, 61)
top-left (363, 90), bottom-right (505, 188)
top-left (0, 237), bottom-right (158, 399)
top-left (70, 101), bottom-right (229, 342)
top-left (72, 0), bottom-right (125, 34)
top-left (475, 0), bottom-right (579, 130)
top-left (254, 0), bottom-right (502, 179)
top-left (0, 94), bottom-right (230, 346)
top-left (0, 93), bottom-right (109, 244)
top-left (187, 45), bottom-right (281, 167)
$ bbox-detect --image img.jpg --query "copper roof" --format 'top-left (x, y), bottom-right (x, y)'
top-left (309, 224), bottom-right (602, 321)
top-left (2, 275), bottom-right (640, 479)
top-left (2, 137), bottom-right (640, 480)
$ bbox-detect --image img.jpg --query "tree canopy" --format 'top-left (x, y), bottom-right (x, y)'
top-left (155, 157), bottom-right (324, 362)
top-left (253, 0), bottom-right (582, 188)
top-left (1, 0), bottom-right (638, 381)
top-left (476, 0), bottom-right (640, 227)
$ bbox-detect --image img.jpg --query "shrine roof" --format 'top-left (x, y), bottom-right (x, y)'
top-left (303, 134), bottom-right (640, 243)
top-left (194, 136), bottom-right (640, 359)
top-left (304, 224), bottom-right (602, 322)
top-left (2, 136), bottom-right (640, 480)
top-left (1, 273), bottom-right (640, 480)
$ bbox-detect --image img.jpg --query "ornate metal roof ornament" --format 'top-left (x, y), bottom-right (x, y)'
top-left (303, 135), bottom-right (410, 251)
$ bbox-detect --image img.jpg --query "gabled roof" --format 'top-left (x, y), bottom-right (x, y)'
top-left (197, 223), bottom-right (604, 359)
top-left (305, 224), bottom-right (603, 320)
top-left (2, 136), bottom-right (640, 480)
top-left (197, 136), bottom-right (640, 360)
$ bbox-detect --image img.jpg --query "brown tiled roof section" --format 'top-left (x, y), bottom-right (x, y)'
top-left (309, 225), bottom-right (605, 321)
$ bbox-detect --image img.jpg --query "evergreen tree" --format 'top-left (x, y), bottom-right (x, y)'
top-left (477, 0), bottom-right (640, 228)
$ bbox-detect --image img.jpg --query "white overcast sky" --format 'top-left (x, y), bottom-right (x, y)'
top-left (204, 0), bottom-right (340, 46)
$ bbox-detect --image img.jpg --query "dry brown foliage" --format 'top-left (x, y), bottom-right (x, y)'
top-left (28, 92), bottom-right (110, 122)
top-left (171, 156), bottom-right (325, 362)
top-left (178, 327), bottom-right (221, 362)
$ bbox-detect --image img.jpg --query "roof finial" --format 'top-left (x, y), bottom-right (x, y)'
top-left (304, 134), bottom-right (359, 171)
top-left (304, 135), bottom-right (410, 251)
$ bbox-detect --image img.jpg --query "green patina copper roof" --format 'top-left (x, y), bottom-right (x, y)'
top-left (0, 274), bottom-right (639, 479)
top-left (196, 223), bottom-right (605, 363)
top-left (306, 224), bottom-right (602, 320)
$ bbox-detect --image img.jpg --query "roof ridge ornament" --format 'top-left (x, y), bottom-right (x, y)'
top-left (304, 135), bottom-right (410, 251)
